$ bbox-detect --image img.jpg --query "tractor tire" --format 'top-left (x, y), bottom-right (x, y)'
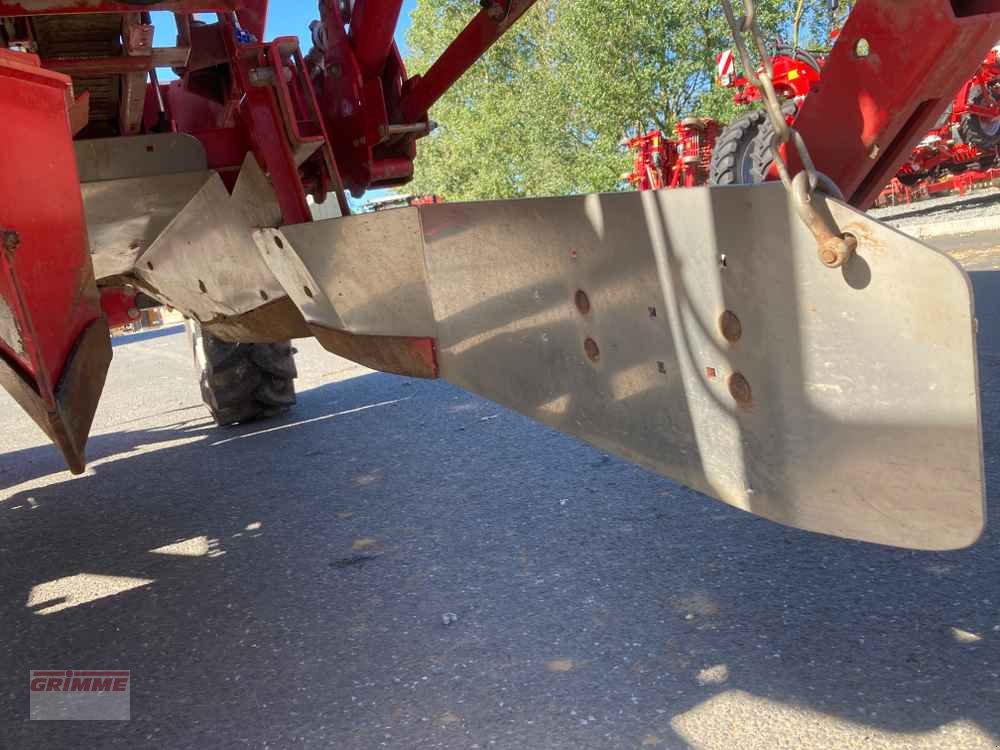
top-left (896, 171), bottom-right (924, 187)
top-left (750, 102), bottom-right (799, 184)
top-left (959, 110), bottom-right (1000, 148)
top-left (187, 320), bottom-right (297, 426)
top-left (709, 109), bottom-right (768, 185)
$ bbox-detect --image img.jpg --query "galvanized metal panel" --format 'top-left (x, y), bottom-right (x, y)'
top-left (252, 227), bottom-right (345, 329)
top-left (416, 185), bottom-right (982, 550)
top-left (75, 133), bottom-right (207, 183)
top-left (279, 209), bottom-right (436, 336)
top-left (82, 171), bottom-right (209, 279)
top-left (134, 167), bottom-right (286, 321)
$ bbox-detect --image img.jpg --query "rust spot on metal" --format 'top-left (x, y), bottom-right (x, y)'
top-left (202, 296), bottom-right (310, 342)
top-left (2, 229), bottom-right (20, 252)
top-left (718, 310), bottom-right (742, 343)
top-left (728, 371), bottom-right (752, 407)
top-left (584, 337), bottom-right (600, 362)
top-left (311, 325), bottom-right (438, 378)
top-left (574, 289), bottom-right (590, 315)
top-left (705, 366), bottom-right (717, 380)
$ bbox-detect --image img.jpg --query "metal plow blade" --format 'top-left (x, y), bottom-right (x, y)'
top-left (273, 183), bottom-right (983, 550)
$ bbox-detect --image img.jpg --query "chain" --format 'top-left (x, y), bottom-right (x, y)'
top-left (719, 0), bottom-right (856, 268)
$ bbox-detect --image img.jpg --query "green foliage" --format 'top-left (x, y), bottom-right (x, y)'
top-left (404, 0), bottom-right (831, 200)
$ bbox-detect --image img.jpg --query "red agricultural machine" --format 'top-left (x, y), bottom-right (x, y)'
top-left (627, 41), bottom-right (824, 189)
top-left (1, 0), bottom-right (998, 552)
top-left (714, 36), bottom-right (1000, 190)
top-left (625, 119), bottom-right (721, 190)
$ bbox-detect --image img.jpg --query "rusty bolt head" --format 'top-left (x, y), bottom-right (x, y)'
top-left (820, 247), bottom-right (839, 266)
top-left (718, 310), bottom-right (742, 343)
top-left (574, 289), bottom-right (591, 315)
top-left (728, 371), bottom-right (752, 406)
top-left (127, 307), bottom-right (141, 320)
top-left (584, 337), bottom-right (600, 362)
top-left (2, 230), bottom-right (20, 252)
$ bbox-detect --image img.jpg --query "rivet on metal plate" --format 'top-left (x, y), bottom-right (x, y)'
top-left (718, 310), bottom-right (742, 343)
top-left (728, 371), bottom-right (752, 406)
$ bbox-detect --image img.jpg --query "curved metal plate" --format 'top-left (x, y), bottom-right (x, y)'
top-left (261, 183), bottom-right (984, 549)
top-left (417, 185), bottom-right (983, 550)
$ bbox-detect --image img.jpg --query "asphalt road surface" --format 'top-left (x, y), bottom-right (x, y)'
top-left (2, 303), bottom-right (1000, 748)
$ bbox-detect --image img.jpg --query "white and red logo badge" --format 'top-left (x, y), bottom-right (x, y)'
top-left (29, 670), bottom-right (131, 720)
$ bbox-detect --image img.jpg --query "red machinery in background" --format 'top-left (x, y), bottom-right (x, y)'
top-left (625, 119), bottom-right (720, 190)
top-left (629, 43), bottom-right (822, 190)
top-left (632, 38), bottom-right (1000, 198)
top-left (716, 43), bottom-right (822, 108)
top-left (894, 45), bottom-right (1000, 188)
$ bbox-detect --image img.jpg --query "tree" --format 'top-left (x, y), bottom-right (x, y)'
top-left (404, 0), bottom-right (823, 200)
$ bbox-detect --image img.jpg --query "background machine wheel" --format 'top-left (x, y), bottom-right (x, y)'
top-left (708, 109), bottom-right (768, 185)
top-left (958, 89), bottom-right (1000, 148)
top-left (187, 321), bottom-right (298, 426)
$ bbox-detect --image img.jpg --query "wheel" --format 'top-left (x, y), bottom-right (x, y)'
top-left (709, 109), bottom-right (768, 185)
top-left (187, 320), bottom-right (297, 426)
top-left (749, 101), bottom-right (799, 183)
top-left (896, 171), bottom-right (924, 187)
top-left (958, 89), bottom-right (1000, 148)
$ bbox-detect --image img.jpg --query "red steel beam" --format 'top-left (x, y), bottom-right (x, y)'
top-left (349, 0), bottom-right (406, 79)
top-left (0, 49), bottom-right (109, 473)
top-left (398, 0), bottom-right (538, 122)
top-left (0, 1), bottom-right (238, 13)
top-left (790, 0), bottom-right (1000, 208)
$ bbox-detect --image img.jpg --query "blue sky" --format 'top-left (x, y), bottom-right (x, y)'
top-left (151, 3), bottom-right (419, 208)
top-left (264, 0), bottom-right (417, 55)
top-left (152, 2), bottom-right (416, 56)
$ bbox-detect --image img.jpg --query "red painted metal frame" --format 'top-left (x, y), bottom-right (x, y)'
top-left (398, 0), bottom-right (538, 122)
top-left (0, 49), bottom-right (100, 396)
top-left (0, 1), bottom-right (239, 13)
top-left (789, 0), bottom-right (1000, 208)
top-left (99, 288), bottom-right (139, 330)
top-left (350, 0), bottom-right (407, 79)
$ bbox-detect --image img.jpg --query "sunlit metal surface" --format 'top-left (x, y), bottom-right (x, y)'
top-left (423, 185), bottom-right (983, 549)
top-left (283, 183), bottom-right (982, 549)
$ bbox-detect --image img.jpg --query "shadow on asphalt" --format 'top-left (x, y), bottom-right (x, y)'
top-left (1, 366), bottom-right (999, 747)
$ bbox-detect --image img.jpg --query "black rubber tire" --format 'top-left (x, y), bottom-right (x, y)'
top-left (896, 171), bottom-right (924, 187)
top-left (709, 109), bottom-right (768, 185)
top-left (958, 95), bottom-right (1000, 149)
top-left (187, 320), bottom-right (297, 426)
top-left (750, 102), bottom-right (799, 184)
